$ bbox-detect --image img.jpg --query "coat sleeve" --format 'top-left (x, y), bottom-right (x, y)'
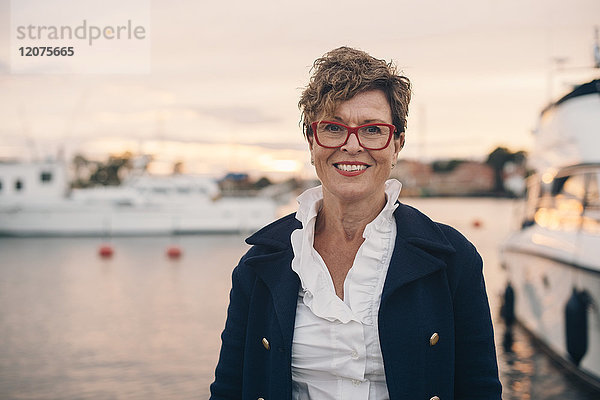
top-left (209, 262), bottom-right (252, 400)
top-left (452, 244), bottom-right (502, 400)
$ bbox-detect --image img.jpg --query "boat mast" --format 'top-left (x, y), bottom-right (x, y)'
top-left (594, 26), bottom-right (600, 69)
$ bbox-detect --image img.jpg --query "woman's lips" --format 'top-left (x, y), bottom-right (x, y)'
top-left (333, 162), bottom-right (369, 177)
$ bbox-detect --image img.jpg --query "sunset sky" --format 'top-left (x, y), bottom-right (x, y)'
top-left (0, 0), bottom-right (598, 179)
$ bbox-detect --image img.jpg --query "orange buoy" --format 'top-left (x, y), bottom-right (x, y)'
top-left (98, 244), bottom-right (114, 258)
top-left (167, 245), bottom-right (182, 259)
top-left (472, 219), bottom-right (483, 228)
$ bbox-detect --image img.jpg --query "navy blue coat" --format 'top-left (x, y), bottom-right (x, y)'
top-left (210, 203), bottom-right (502, 400)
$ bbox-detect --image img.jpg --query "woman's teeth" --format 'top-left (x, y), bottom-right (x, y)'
top-left (335, 164), bottom-right (367, 171)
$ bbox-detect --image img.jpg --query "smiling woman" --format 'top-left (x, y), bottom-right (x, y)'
top-left (210, 47), bottom-right (502, 400)
top-left (307, 89), bottom-right (401, 208)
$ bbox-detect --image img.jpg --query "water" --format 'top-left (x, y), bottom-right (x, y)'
top-left (0, 235), bottom-right (245, 399)
top-left (0, 198), bottom-right (598, 399)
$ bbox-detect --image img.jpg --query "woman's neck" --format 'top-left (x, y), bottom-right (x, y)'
top-left (315, 190), bottom-right (387, 241)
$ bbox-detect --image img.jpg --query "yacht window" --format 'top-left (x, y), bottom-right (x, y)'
top-left (585, 172), bottom-right (600, 208)
top-left (40, 171), bottom-right (52, 183)
top-left (0, 179), bottom-right (3, 192)
top-left (15, 179), bottom-right (23, 191)
top-left (522, 176), bottom-right (541, 227)
top-left (552, 174), bottom-right (585, 199)
top-left (562, 174), bottom-right (586, 200)
top-left (551, 176), bottom-right (568, 196)
top-left (553, 174), bottom-right (585, 231)
top-left (582, 172), bottom-right (600, 234)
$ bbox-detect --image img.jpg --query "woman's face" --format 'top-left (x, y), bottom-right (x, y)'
top-left (309, 89), bottom-right (404, 205)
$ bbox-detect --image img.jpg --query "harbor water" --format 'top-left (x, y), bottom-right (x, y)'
top-left (0, 198), bottom-right (598, 399)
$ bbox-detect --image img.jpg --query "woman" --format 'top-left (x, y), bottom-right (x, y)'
top-left (210, 47), bottom-right (502, 400)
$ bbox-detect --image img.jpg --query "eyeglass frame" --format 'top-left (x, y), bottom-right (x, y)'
top-left (310, 121), bottom-right (398, 150)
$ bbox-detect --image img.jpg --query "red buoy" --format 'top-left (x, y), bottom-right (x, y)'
top-left (167, 245), bottom-right (182, 259)
top-left (472, 219), bottom-right (483, 228)
top-left (98, 244), bottom-right (114, 258)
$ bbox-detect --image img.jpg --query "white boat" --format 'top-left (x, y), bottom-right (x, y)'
top-left (0, 161), bottom-right (278, 236)
top-left (500, 79), bottom-right (600, 389)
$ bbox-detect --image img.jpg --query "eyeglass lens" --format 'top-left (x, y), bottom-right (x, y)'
top-left (315, 122), bottom-right (392, 149)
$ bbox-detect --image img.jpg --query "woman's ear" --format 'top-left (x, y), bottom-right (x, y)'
top-left (393, 132), bottom-right (405, 157)
top-left (306, 135), bottom-right (315, 167)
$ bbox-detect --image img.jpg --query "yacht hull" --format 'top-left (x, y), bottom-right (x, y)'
top-left (502, 226), bottom-right (600, 388)
top-left (0, 197), bottom-right (277, 236)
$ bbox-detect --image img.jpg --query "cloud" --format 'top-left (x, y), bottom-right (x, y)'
top-left (248, 141), bottom-right (306, 151)
top-left (81, 133), bottom-right (306, 152)
top-left (195, 105), bottom-right (281, 125)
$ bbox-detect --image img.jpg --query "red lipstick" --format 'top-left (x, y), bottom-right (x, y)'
top-left (333, 162), bottom-right (369, 177)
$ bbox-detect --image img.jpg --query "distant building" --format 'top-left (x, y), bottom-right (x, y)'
top-left (429, 161), bottom-right (495, 196)
top-left (218, 172), bottom-right (251, 194)
top-left (391, 160), bottom-right (433, 196)
top-left (392, 159), bottom-right (494, 196)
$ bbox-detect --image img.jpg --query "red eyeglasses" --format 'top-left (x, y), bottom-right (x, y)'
top-left (311, 121), bottom-right (396, 150)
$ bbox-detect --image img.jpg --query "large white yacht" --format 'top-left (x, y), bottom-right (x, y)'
top-left (0, 161), bottom-right (278, 236)
top-left (500, 78), bottom-right (600, 389)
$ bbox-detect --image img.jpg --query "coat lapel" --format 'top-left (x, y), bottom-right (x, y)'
top-left (382, 203), bottom-right (456, 303)
top-left (244, 215), bottom-right (302, 349)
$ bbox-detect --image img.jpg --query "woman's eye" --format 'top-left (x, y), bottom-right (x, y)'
top-left (325, 124), bottom-right (342, 132)
top-left (365, 126), bottom-right (381, 134)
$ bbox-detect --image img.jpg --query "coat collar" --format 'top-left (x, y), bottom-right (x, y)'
top-left (245, 202), bottom-right (455, 255)
top-left (243, 203), bottom-right (456, 343)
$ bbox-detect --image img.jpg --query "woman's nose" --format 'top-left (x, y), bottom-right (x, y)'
top-left (340, 132), bottom-right (364, 152)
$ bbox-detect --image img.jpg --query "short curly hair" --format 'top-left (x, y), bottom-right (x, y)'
top-left (299, 46), bottom-right (411, 139)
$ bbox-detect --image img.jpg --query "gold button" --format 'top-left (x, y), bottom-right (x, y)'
top-left (261, 337), bottom-right (270, 350)
top-left (430, 396), bottom-right (440, 400)
top-left (429, 332), bottom-right (440, 346)
top-left (258, 398), bottom-right (265, 400)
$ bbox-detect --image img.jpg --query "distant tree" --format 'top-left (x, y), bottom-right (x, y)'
top-left (432, 159), bottom-right (465, 173)
top-left (88, 153), bottom-right (133, 186)
top-left (513, 150), bottom-right (527, 165)
top-left (89, 164), bottom-right (118, 186)
top-left (254, 176), bottom-right (272, 189)
top-left (485, 147), bottom-right (527, 194)
top-left (73, 153), bottom-right (88, 169)
top-left (173, 161), bottom-right (184, 175)
top-left (71, 153), bottom-right (91, 188)
top-left (283, 177), bottom-right (300, 190)
top-left (486, 147), bottom-right (511, 193)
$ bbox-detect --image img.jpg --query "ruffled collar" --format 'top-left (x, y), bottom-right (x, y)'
top-left (295, 179), bottom-right (401, 226)
top-left (290, 179), bottom-right (402, 323)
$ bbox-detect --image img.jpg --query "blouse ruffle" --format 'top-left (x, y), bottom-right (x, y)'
top-left (290, 179), bottom-right (401, 324)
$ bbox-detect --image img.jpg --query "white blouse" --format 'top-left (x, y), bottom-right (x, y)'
top-left (290, 179), bottom-right (401, 400)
